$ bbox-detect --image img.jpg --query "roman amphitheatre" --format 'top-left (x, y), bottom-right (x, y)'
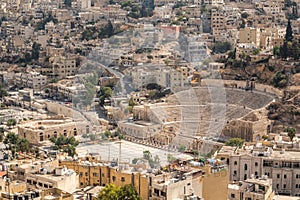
top-left (119, 79), bottom-right (281, 154)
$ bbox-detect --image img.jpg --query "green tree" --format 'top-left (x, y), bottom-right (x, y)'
top-left (143, 150), bottom-right (152, 160)
top-left (273, 71), bottom-right (288, 88)
top-left (50, 135), bottom-right (79, 156)
top-left (142, 150), bottom-right (160, 168)
top-left (0, 84), bottom-right (8, 100)
top-left (167, 154), bottom-right (176, 163)
top-left (285, 127), bottom-right (296, 141)
top-left (177, 145), bottom-right (186, 152)
top-left (32, 42), bottom-right (41, 60)
top-left (225, 138), bottom-right (244, 147)
top-left (97, 184), bottom-right (141, 200)
top-left (64, 0), bottom-right (72, 7)
top-left (273, 46), bottom-right (280, 57)
top-left (89, 134), bottom-right (96, 141)
top-left (98, 21), bottom-right (115, 39)
top-left (118, 184), bottom-right (141, 200)
top-left (98, 184), bottom-right (120, 200)
top-left (212, 41), bottom-right (232, 54)
top-left (4, 132), bottom-right (18, 145)
top-left (285, 19), bottom-right (293, 42)
top-left (6, 119), bottom-right (16, 128)
top-left (99, 87), bottom-right (113, 106)
top-left (17, 138), bottom-right (30, 153)
top-left (241, 12), bottom-right (249, 18)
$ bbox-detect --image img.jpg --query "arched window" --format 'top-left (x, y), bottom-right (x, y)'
top-left (54, 131), bottom-right (57, 138)
top-left (39, 132), bottom-right (44, 142)
top-left (73, 128), bottom-right (77, 136)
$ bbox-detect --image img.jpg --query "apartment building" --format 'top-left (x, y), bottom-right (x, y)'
top-left (47, 77), bottom-right (86, 101)
top-left (25, 166), bottom-right (77, 194)
top-left (211, 8), bottom-right (225, 36)
top-left (149, 169), bottom-right (204, 200)
top-left (131, 65), bottom-right (188, 92)
top-left (238, 27), bottom-right (261, 48)
top-left (60, 155), bottom-right (206, 200)
top-left (59, 157), bottom-right (149, 200)
top-left (226, 143), bottom-right (300, 196)
top-left (186, 36), bottom-right (209, 63)
top-left (228, 177), bottom-right (275, 200)
top-left (4, 159), bottom-right (77, 195)
top-left (255, 0), bottom-right (283, 15)
top-left (72, 0), bottom-right (91, 10)
top-left (259, 27), bottom-right (285, 49)
top-left (14, 72), bottom-right (47, 91)
top-left (202, 0), bottom-right (224, 6)
top-left (49, 56), bottom-right (78, 79)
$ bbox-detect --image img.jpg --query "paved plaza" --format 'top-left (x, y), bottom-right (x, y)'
top-left (76, 140), bottom-right (183, 166)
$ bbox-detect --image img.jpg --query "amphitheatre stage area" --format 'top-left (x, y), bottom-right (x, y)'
top-left (119, 79), bottom-right (278, 154)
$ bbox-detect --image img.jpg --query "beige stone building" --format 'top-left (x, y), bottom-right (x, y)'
top-left (14, 72), bottom-right (47, 91)
top-left (59, 156), bottom-right (149, 200)
top-left (25, 166), bottom-right (78, 194)
top-left (149, 169), bottom-right (204, 200)
top-left (17, 116), bottom-right (88, 144)
top-left (3, 159), bottom-right (76, 198)
top-left (238, 28), bottom-right (261, 48)
top-left (226, 144), bottom-right (300, 196)
top-left (49, 56), bottom-right (78, 79)
top-left (228, 177), bottom-right (275, 200)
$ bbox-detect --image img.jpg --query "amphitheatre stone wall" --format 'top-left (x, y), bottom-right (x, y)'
top-left (119, 79), bottom-right (278, 153)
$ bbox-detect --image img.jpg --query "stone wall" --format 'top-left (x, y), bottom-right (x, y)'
top-left (202, 166), bottom-right (229, 200)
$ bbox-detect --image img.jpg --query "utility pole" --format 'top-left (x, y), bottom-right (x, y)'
top-left (116, 141), bottom-right (122, 169)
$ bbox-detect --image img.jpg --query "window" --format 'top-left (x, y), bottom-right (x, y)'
top-left (255, 162), bottom-right (258, 166)
top-left (112, 176), bottom-right (116, 182)
top-left (296, 184), bottom-right (299, 188)
top-left (102, 173), bottom-right (105, 177)
top-left (244, 164), bottom-right (248, 170)
top-left (121, 177), bottom-right (125, 182)
top-left (234, 170), bottom-right (237, 176)
top-left (85, 172), bottom-right (88, 176)
top-left (93, 173), bottom-right (98, 177)
top-left (277, 174), bottom-right (280, 179)
top-left (276, 184), bottom-right (279, 189)
top-left (231, 194), bottom-right (235, 198)
top-left (284, 174), bottom-right (287, 179)
top-left (283, 184), bottom-right (286, 189)
top-left (79, 172), bottom-right (83, 177)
